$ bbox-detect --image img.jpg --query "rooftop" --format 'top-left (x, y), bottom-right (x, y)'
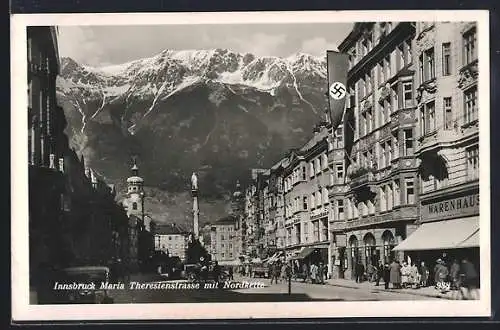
top-left (155, 223), bottom-right (189, 235)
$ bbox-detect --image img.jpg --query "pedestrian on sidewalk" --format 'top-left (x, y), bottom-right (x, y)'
top-left (310, 263), bottom-right (318, 284)
top-left (434, 259), bottom-right (449, 292)
top-left (375, 261), bottom-right (384, 286)
top-left (450, 259), bottom-right (461, 290)
top-left (383, 263), bottom-right (391, 289)
top-left (280, 262), bottom-right (287, 282)
top-left (419, 261), bottom-right (429, 287)
top-left (302, 263), bottom-right (309, 283)
top-left (366, 263), bottom-right (375, 283)
top-left (228, 266), bottom-right (234, 281)
top-left (389, 260), bottom-right (402, 289)
top-left (317, 262), bottom-right (325, 284)
top-left (458, 257), bottom-right (479, 300)
top-left (355, 262), bottom-right (365, 283)
top-left (409, 262), bottom-right (420, 288)
top-left (401, 262), bottom-right (410, 288)
top-left (270, 262), bottom-right (279, 284)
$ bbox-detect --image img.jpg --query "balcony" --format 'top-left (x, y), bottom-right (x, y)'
top-left (310, 207), bottom-right (329, 221)
top-left (390, 107), bottom-right (416, 131)
top-left (341, 205), bottom-right (418, 230)
top-left (390, 156), bottom-right (418, 174)
top-left (348, 167), bottom-right (375, 190)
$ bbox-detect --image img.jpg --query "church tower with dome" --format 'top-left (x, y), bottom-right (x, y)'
top-left (124, 158), bottom-right (144, 218)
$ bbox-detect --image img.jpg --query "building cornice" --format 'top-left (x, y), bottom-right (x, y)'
top-left (347, 22), bottom-right (415, 86)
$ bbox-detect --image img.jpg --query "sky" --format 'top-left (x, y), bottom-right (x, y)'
top-left (57, 23), bottom-right (353, 67)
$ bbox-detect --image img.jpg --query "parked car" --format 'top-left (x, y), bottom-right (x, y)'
top-left (55, 266), bottom-right (114, 304)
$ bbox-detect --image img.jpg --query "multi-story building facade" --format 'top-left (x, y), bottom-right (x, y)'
top-left (393, 22), bottom-right (480, 270)
top-left (28, 27), bottom-right (131, 303)
top-left (243, 168), bottom-right (268, 258)
top-left (268, 160), bottom-right (286, 251)
top-left (331, 22), bottom-right (420, 280)
top-left (209, 216), bottom-right (242, 262)
top-left (154, 224), bottom-right (189, 261)
top-left (281, 122), bottom-right (333, 271)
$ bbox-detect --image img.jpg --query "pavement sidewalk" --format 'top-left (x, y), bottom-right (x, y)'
top-left (322, 278), bottom-right (472, 300)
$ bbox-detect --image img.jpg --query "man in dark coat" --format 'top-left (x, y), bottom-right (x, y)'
top-left (355, 262), bottom-right (365, 283)
top-left (459, 257), bottom-right (479, 299)
top-left (383, 263), bottom-right (391, 289)
top-left (419, 261), bottom-right (429, 287)
top-left (450, 259), bottom-right (461, 290)
top-left (375, 261), bottom-right (384, 286)
top-left (390, 260), bottom-right (402, 289)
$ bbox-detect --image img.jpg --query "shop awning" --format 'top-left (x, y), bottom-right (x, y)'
top-left (457, 229), bottom-right (479, 248)
top-left (296, 245), bottom-right (328, 259)
top-left (298, 247), bottom-right (315, 259)
top-left (393, 216), bottom-right (479, 251)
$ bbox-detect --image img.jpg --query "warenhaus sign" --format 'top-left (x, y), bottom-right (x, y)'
top-left (421, 193), bottom-right (479, 222)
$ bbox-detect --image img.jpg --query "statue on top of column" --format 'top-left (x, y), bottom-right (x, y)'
top-left (191, 172), bottom-right (198, 191)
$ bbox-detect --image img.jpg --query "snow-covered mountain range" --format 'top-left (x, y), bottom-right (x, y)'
top-left (56, 48), bottom-right (329, 225)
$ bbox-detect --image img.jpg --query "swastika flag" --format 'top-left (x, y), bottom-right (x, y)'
top-left (327, 50), bottom-right (349, 130)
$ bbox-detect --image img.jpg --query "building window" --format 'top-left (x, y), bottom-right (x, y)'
top-left (443, 97), bottom-right (453, 130)
top-left (303, 196), bottom-right (308, 210)
top-left (386, 185), bottom-right (393, 210)
top-left (405, 38), bottom-right (412, 65)
top-left (466, 146), bottom-right (479, 180)
top-left (403, 129), bottom-right (414, 156)
top-left (420, 48), bottom-right (436, 82)
top-left (360, 112), bottom-right (366, 137)
top-left (322, 188), bottom-right (329, 205)
top-left (464, 86), bottom-right (478, 125)
top-left (311, 193), bottom-right (316, 209)
top-left (367, 108), bottom-right (374, 133)
top-left (379, 101), bottom-right (386, 125)
top-left (393, 179), bottom-right (400, 207)
top-left (391, 85), bottom-right (399, 112)
top-left (463, 27), bottom-right (477, 65)
top-left (379, 186), bottom-right (387, 212)
top-left (384, 56), bottom-right (391, 82)
top-left (398, 44), bottom-right (405, 70)
top-left (420, 101), bottom-right (436, 135)
top-left (335, 127), bottom-right (343, 147)
top-left (132, 202), bottom-right (138, 210)
top-left (366, 72), bottom-right (372, 95)
top-left (403, 81), bottom-right (413, 108)
top-left (378, 61), bottom-right (384, 84)
top-left (405, 179), bottom-right (415, 204)
top-left (337, 199), bottom-right (344, 220)
top-left (313, 221), bottom-right (320, 242)
top-left (310, 162), bottom-right (315, 177)
top-left (379, 143), bottom-right (386, 168)
top-left (442, 43), bottom-right (452, 76)
top-left (425, 47), bottom-right (435, 81)
top-left (302, 166), bottom-right (306, 180)
top-left (316, 190), bottom-right (322, 207)
top-left (333, 164), bottom-right (342, 183)
top-left (322, 154), bottom-right (328, 170)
